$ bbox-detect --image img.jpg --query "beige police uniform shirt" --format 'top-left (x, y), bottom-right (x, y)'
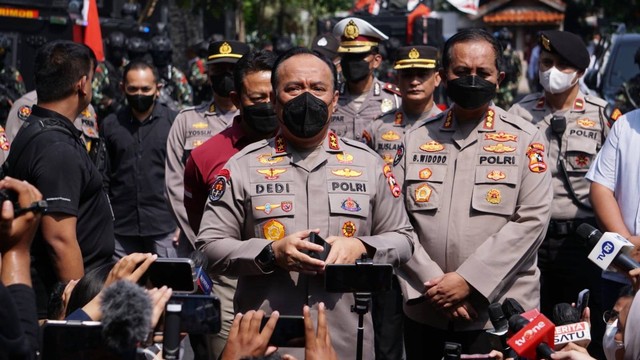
top-left (365, 105), bottom-right (442, 164)
top-left (165, 99), bottom-right (238, 245)
top-left (330, 78), bottom-right (401, 142)
top-left (395, 106), bottom-right (552, 331)
top-left (4, 90), bottom-right (99, 154)
top-left (509, 91), bottom-right (609, 220)
top-left (196, 131), bottom-right (415, 360)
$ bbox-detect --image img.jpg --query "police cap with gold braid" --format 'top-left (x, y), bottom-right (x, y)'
top-left (539, 30), bottom-right (590, 71)
top-left (207, 40), bottom-right (250, 65)
top-left (333, 17), bottom-right (389, 54)
top-left (393, 46), bottom-right (438, 70)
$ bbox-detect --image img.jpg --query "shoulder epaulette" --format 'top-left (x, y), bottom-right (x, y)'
top-left (584, 96), bottom-right (608, 108)
top-left (236, 138), bottom-right (270, 157)
top-left (376, 109), bottom-right (397, 121)
top-left (383, 83), bottom-right (401, 96)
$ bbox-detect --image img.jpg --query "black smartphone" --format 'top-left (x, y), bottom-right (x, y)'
top-left (260, 315), bottom-right (306, 347)
top-left (143, 258), bottom-right (196, 293)
top-left (324, 263), bottom-right (393, 293)
top-left (168, 294), bottom-right (221, 334)
top-left (41, 320), bottom-right (128, 360)
top-left (304, 232), bottom-right (331, 261)
top-left (576, 288), bottom-right (590, 316)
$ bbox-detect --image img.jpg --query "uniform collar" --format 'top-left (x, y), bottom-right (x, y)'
top-left (205, 99), bottom-right (217, 114)
top-left (30, 105), bottom-right (82, 137)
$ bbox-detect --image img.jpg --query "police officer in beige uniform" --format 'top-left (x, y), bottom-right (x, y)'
top-left (395, 29), bottom-right (552, 359)
top-left (367, 46), bottom-right (442, 164)
top-left (508, 30), bottom-right (609, 357)
top-left (330, 17), bottom-right (401, 142)
top-left (196, 47), bottom-right (415, 360)
top-left (5, 90), bottom-right (102, 163)
top-left (165, 40), bottom-right (250, 254)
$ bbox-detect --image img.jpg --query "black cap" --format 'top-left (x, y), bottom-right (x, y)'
top-left (207, 40), bottom-right (250, 65)
top-left (394, 46), bottom-right (438, 70)
top-left (539, 30), bottom-right (590, 71)
top-left (312, 33), bottom-right (339, 60)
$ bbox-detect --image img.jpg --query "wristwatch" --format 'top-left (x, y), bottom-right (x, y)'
top-left (256, 242), bottom-right (276, 272)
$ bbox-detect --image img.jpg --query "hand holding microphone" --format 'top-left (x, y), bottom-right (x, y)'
top-left (576, 223), bottom-right (640, 272)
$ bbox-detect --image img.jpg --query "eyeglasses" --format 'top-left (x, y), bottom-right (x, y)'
top-left (603, 309), bottom-right (619, 323)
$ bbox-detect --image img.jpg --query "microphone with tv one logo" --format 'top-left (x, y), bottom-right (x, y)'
top-left (507, 313), bottom-right (555, 359)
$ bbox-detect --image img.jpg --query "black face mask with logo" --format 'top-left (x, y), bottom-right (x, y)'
top-left (446, 75), bottom-right (497, 110)
top-left (282, 92), bottom-right (329, 138)
top-left (243, 103), bottom-right (278, 134)
top-left (127, 94), bottom-right (155, 113)
top-left (211, 73), bottom-right (234, 97)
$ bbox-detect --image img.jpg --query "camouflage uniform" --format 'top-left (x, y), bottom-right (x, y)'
top-left (0, 66), bottom-right (26, 128)
top-left (495, 47), bottom-right (522, 110)
top-left (188, 56), bottom-right (211, 105)
top-left (158, 65), bottom-right (194, 112)
top-left (612, 74), bottom-right (640, 116)
top-left (91, 60), bottom-right (125, 120)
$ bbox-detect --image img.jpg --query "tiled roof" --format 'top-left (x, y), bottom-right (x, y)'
top-left (483, 7), bottom-right (564, 24)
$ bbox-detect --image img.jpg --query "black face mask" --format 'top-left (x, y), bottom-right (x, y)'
top-left (211, 73), bottom-right (234, 97)
top-left (243, 103), bottom-right (278, 134)
top-left (282, 92), bottom-right (329, 139)
top-left (342, 59), bottom-right (371, 82)
top-left (446, 75), bottom-right (497, 110)
top-left (127, 94), bottom-right (155, 113)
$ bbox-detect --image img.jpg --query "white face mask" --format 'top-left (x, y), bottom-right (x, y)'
top-left (603, 319), bottom-right (624, 360)
top-left (538, 66), bottom-right (578, 94)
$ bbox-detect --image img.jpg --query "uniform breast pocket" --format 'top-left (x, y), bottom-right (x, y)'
top-left (565, 137), bottom-right (597, 173)
top-left (404, 164), bottom-right (447, 212)
top-left (328, 193), bottom-right (370, 238)
top-left (251, 195), bottom-right (295, 241)
top-left (471, 167), bottom-right (518, 216)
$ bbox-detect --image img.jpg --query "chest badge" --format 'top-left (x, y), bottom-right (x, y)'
top-left (483, 143), bottom-right (516, 153)
top-left (380, 98), bottom-right (393, 113)
top-left (419, 168), bottom-right (432, 180)
top-left (527, 143), bottom-right (547, 173)
top-left (415, 184), bottom-right (432, 203)
top-left (192, 122), bottom-right (208, 129)
top-left (332, 168), bottom-right (362, 178)
top-left (342, 221), bottom-right (357, 237)
top-left (263, 220), bottom-right (285, 241)
top-left (257, 168), bottom-right (287, 180)
top-left (337, 152), bottom-right (353, 164)
top-left (419, 140), bottom-right (444, 152)
top-left (381, 130), bottom-right (401, 141)
top-left (281, 201), bottom-right (293, 212)
top-left (257, 154), bottom-right (284, 165)
top-left (486, 189), bottom-right (501, 204)
top-left (382, 154), bottom-right (394, 164)
top-left (341, 197), bottom-right (361, 212)
top-left (487, 170), bottom-right (506, 181)
top-left (575, 154), bottom-right (590, 167)
top-left (255, 203), bottom-right (281, 215)
top-left (485, 132), bottom-right (518, 142)
top-left (192, 139), bottom-right (204, 147)
top-left (577, 118), bottom-right (596, 128)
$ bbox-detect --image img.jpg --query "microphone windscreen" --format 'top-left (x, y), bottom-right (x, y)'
top-left (552, 303), bottom-right (581, 325)
top-left (489, 303), bottom-right (508, 332)
top-left (508, 314), bottom-right (529, 333)
top-left (502, 298), bottom-right (526, 319)
top-left (189, 250), bottom-right (209, 269)
top-left (101, 280), bottom-right (152, 351)
top-left (576, 223), bottom-right (600, 244)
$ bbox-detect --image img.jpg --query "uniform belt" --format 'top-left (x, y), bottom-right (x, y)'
top-left (548, 218), bottom-right (596, 236)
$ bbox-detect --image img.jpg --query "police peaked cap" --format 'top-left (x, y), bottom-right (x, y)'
top-left (207, 40), bottom-right (250, 65)
top-left (333, 17), bottom-right (389, 53)
top-left (394, 46), bottom-right (439, 70)
top-left (539, 30), bottom-right (590, 71)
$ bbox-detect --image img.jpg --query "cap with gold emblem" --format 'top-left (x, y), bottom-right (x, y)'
top-left (333, 17), bottom-right (389, 54)
top-left (207, 40), bottom-right (250, 65)
top-left (539, 30), bottom-right (590, 71)
top-left (393, 46), bottom-right (438, 70)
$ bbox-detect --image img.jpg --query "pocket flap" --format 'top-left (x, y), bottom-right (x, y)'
top-left (328, 193), bottom-right (370, 218)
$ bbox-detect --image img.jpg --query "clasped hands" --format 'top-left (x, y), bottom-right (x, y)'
top-left (423, 272), bottom-right (477, 321)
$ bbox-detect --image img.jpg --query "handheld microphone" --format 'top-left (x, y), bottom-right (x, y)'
top-left (502, 297), bottom-right (541, 322)
top-left (507, 314), bottom-right (555, 359)
top-left (487, 303), bottom-right (518, 358)
top-left (190, 251), bottom-right (213, 295)
top-left (163, 303), bottom-right (182, 360)
top-left (100, 280), bottom-right (152, 351)
top-left (552, 303), bottom-right (591, 350)
top-left (576, 223), bottom-right (640, 271)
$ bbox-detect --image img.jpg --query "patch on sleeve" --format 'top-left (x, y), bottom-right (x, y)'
top-left (393, 143), bottom-right (404, 167)
top-left (526, 143), bottom-right (547, 173)
top-left (18, 105), bottom-right (31, 120)
top-left (208, 169), bottom-right (231, 202)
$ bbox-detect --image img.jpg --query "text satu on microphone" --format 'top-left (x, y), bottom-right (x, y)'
top-left (576, 223), bottom-right (640, 271)
top-left (552, 303), bottom-right (591, 350)
top-left (507, 313), bottom-right (555, 359)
